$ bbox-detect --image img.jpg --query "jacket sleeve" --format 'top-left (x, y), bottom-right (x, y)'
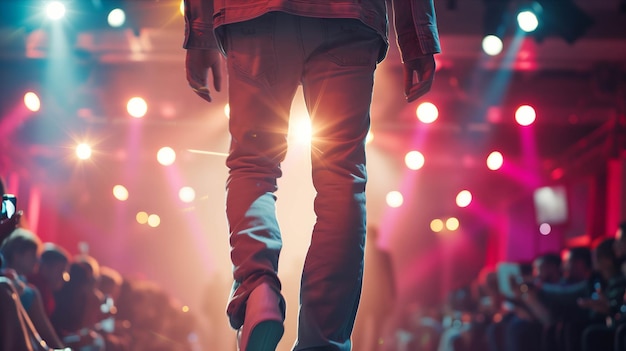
top-left (391, 0), bottom-right (441, 63)
top-left (183, 0), bottom-right (218, 49)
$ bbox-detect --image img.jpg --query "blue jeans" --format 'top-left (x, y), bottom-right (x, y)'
top-left (222, 12), bottom-right (383, 351)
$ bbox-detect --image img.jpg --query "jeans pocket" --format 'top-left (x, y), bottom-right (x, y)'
top-left (225, 14), bottom-right (277, 84)
top-left (323, 19), bottom-right (382, 67)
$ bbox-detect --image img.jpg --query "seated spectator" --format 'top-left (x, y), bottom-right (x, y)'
top-left (579, 238), bottom-right (626, 351)
top-left (28, 243), bottom-right (70, 317)
top-left (1, 228), bottom-right (65, 349)
top-left (51, 261), bottom-right (106, 351)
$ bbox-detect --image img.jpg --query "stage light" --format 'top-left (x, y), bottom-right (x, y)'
top-left (517, 10), bottom-right (539, 32)
top-left (113, 185), bottom-right (129, 201)
top-left (456, 190), bottom-right (472, 208)
top-left (290, 117), bottom-right (312, 144)
top-left (75, 143), bottom-right (92, 160)
top-left (386, 191), bottom-right (404, 208)
top-left (365, 131), bottom-right (374, 144)
top-left (430, 219), bottom-right (444, 233)
top-left (107, 8), bottom-right (126, 28)
top-left (179, 186), bottom-right (196, 203)
top-left (405, 151), bottom-right (425, 170)
top-left (157, 147), bottom-right (176, 166)
top-left (482, 35), bottom-right (503, 56)
top-left (136, 211), bottom-right (148, 224)
top-left (539, 223), bottom-right (551, 235)
top-left (147, 214), bottom-right (161, 228)
top-left (446, 217), bottom-right (460, 231)
top-left (515, 105), bottom-right (536, 126)
top-left (416, 102), bottom-right (438, 124)
top-left (127, 97), bottom-right (148, 118)
top-left (487, 151), bottom-right (504, 170)
top-left (24, 92), bottom-right (41, 112)
top-left (46, 1), bottom-right (66, 21)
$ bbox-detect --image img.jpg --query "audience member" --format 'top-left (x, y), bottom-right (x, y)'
top-left (28, 243), bottom-right (70, 317)
top-left (1, 228), bottom-right (65, 349)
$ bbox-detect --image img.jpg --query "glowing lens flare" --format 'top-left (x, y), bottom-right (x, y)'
top-left (482, 35), bottom-right (503, 56)
top-left (24, 92), bottom-right (41, 112)
top-left (76, 143), bottom-right (92, 160)
top-left (416, 102), bottom-right (439, 124)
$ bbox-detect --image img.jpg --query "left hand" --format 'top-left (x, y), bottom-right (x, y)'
top-left (403, 54), bottom-right (436, 102)
top-left (185, 48), bottom-right (223, 103)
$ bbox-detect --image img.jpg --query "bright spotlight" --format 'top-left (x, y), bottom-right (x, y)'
top-left (430, 219), bottom-right (444, 233)
top-left (386, 191), bottom-right (404, 208)
top-left (113, 185), bottom-right (129, 201)
top-left (365, 131), bottom-right (374, 145)
top-left (157, 147), bottom-right (176, 166)
top-left (517, 10), bottom-right (539, 32)
top-left (46, 1), bottom-right (66, 20)
top-left (416, 102), bottom-right (439, 124)
top-left (539, 223), bottom-right (552, 235)
top-left (24, 92), bottom-right (41, 112)
top-left (127, 97), bottom-right (148, 118)
top-left (289, 114), bottom-right (312, 144)
top-left (515, 105), bottom-right (536, 126)
top-left (136, 211), bottom-right (148, 224)
top-left (179, 186), bottom-right (196, 203)
top-left (75, 143), bottom-right (92, 160)
top-left (446, 217), bottom-right (460, 231)
top-left (107, 8), bottom-right (126, 28)
top-left (456, 190), bottom-right (472, 208)
top-left (482, 35), bottom-right (503, 56)
top-left (487, 151), bottom-right (504, 171)
top-left (147, 214), bottom-right (161, 228)
top-left (405, 151), bottom-right (425, 170)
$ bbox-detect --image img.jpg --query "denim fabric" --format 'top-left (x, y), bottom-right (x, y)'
top-left (223, 12), bottom-right (383, 351)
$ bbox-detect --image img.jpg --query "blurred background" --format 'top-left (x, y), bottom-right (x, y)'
top-left (0, 0), bottom-right (625, 350)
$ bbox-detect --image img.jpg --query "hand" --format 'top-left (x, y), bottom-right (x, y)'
top-left (578, 292), bottom-right (610, 315)
top-left (0, 210), bottom-right (21, 240)
top-left (403, 54), bottom-right (436, 102)
top-left (185, 48), bottom-right (223, 102)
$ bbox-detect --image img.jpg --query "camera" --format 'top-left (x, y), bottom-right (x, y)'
top-left (1, 194), bottom-right (17, 220)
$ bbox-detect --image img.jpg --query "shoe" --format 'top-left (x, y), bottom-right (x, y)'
top-left (238, 283), bottom-right (285, 351)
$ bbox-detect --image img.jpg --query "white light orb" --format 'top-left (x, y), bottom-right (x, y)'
top-left (107, 8), bottom-right (126, 28)
top-left (515, 105), bottom-right (536, 126)
top-left (179, 186), bottom-right (196, 203)
top-left (482, 35), bottom-right (503, 56)
top-left (46, 1), bottom-right (66, 20)
top-left (76, 143), bottom-right (92, 160)
top-left (24, 92), bottom-right (41, 112)
top-left (386, 191), bottom-right (404, 208)
top-left (416, 102), bottom-right (439, 124)
top-left (127, 97), bottom-right (148, 118)
top-left (456, 190), bottom-right (472, 208)
top-left (157, 147), bottom-right (176, 166)
top-left (112, 185), bottom-right (129, 201)
top-left (487, 151), bottom-right (504, 171)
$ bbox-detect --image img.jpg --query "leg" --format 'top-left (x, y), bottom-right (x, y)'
top-left (294, 17), bottom-right (383, 351)
top-left (223, 10), bottom-right (302, 336)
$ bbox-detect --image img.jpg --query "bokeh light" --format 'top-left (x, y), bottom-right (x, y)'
top-left (179, 186), bottom-right (196, 203)
top-left (386, 191), bottom-right (404, 208)
top-left (430, 219), bottom-right (444, 233)
top-left (487, 151), bottom-right (504, 170)
top-left (24, 92), bottom-right (41, 112)
top-left (107, 8), bottom-right (126, 28)
top-left (416, 102), bottom-right (439, 124)
top-left (75, 143), bottom-right (92, 160)
top-left (147, 214), bottom-right (161, 228)
top-left (136, 211), bottom-right (149, 224)
top-left (456, 190), bottom-right (472, 208)
top-left (517, 10), bottom-right (539, 32)
top-left (446, 217), bottom-right (460, 231)
top-left (539, 223), bottom-right (552, 235)
top-left (405, 151), bottom-right (425, 170)
top-left (515, 105), bottom-right (536, 126)
top-left (112, 185), bottom-right (129, 201)
top-left (157, 147), bottom-right (176, 166)
top-left (482, 35), bottom-right (503, 56)
top-left (127, 97), bottom-right (148, 118)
